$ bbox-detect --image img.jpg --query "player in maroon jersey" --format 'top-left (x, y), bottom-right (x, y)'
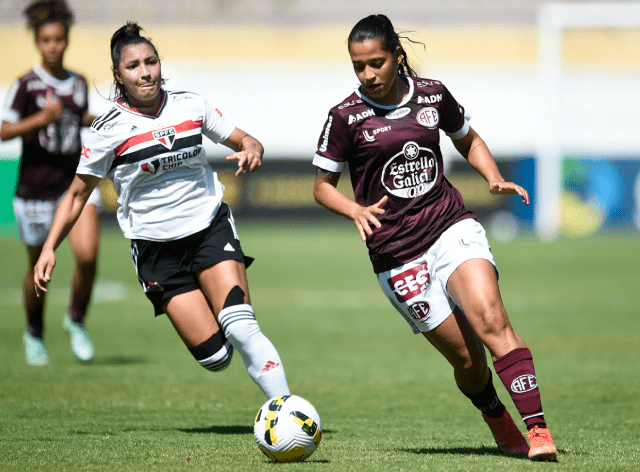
top-left (312, 15), bottom-right (557, 461)
top-left (0, 0), bottom-right (100, 365)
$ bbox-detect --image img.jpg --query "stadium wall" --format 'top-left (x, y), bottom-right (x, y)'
top-left (1, 24), bottom-right (639, 238)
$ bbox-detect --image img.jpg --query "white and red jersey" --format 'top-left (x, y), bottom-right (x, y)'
top-left (313, 77), bottom-right (475, 273)
top-left (2, 65), bottom-right (89, 200)
top-left (77, 90), bottom-right (235, 241)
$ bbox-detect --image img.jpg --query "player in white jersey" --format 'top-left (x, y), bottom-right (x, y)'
top-left (312, 15), bottom-right (557, 461)
top-left (33, 22), bottom-right (290, 400)
top-left (0, 0), bottom-right (100, 365)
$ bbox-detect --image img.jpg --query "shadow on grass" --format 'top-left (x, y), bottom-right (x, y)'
top-left (91, 356), bottom-right (146, 365)
top-left (180, 426), bottom-right (337, 436)
top-left (180, 425), bottom-right (254, 434)
top-left (400, 446), bottom-right (529, 459)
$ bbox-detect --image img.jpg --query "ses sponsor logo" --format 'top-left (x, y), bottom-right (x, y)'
top-left (363, 125), bottom-right (391, 142)
top-left (348, 108), bottom-right (375, 124)
top-left (417, 94), bottom-right (442, 104)
top-left (319, 116), bottom-right (333, 152)
top-left (387, 263), bottom-right (431, 303)
top-left (417, 107), bottom-right (439, 128)
top-left (415, 80), bottom-right (441, 88)
top-left (511, 375), bottom-right (538, 393)
top-left (153, 127), bottom-right (177, 150)
top-left (382, 141), bottom-right (438, 198)
top-left (408, 301), bottom-right (431, 321)
top-left (385, 107), bottom-right (411, 119)
top-left (338, 99), bottom-right (362, 110)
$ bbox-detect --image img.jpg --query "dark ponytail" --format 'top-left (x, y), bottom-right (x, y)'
top-left (110, 22), bottom-right (160, 101)
top-left (348, 14), bottom-right (422, 78)
top-left (24, 0), bottom-right (74, 38)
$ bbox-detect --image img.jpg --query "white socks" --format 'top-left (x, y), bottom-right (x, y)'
top-left (218, 304), bottom-right (290, 398)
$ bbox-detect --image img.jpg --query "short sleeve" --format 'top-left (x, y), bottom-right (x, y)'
top-left (202, 98), bottom-right (235, 144)
top-left (76, 127), bottom-right (116, 178)
top-left (312, 111), bottom-right (350, 173)
top-left (1, 79), bottom-right (26, 124)
top-left (438, 84), bottom-right (468, 138)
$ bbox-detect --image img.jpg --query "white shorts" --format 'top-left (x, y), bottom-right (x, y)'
top-left (13, 187), bottom-right (102, 247)
top-left (376, 219), bottom-right (497, 334)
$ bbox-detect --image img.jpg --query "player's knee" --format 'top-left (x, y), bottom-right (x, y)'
top-left (75, 254), bottom-right (97, 273)
top-left (188, 330), bottom-right (234, 372)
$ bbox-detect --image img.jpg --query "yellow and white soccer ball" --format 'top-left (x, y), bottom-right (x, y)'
top-left (253, 394), bottom-right (322, 462)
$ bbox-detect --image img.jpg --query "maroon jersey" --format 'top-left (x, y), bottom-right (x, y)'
top-left (2, 65), bottom-right (88, 200)
top-left (313, 77), bottom-right (475, 273)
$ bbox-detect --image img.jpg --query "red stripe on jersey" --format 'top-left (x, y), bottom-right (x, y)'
top-left (114, 120), bottom-right (203, 156)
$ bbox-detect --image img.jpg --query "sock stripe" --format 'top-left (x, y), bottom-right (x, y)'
top-left (199, 344), bottom-right (234, 371)
top-left (522, 412), bottom-right (545, 421)
top-left (219, 310), bottom-right (256, 331)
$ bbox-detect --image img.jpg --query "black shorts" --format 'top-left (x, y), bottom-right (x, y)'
top-left (131, 203), bottom-right (253, 316)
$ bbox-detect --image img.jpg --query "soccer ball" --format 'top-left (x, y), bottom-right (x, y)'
top-left (253, 394), bottom-right (322, 462)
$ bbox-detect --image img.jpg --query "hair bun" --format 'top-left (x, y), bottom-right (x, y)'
top-left (110, 21), bottom-right (143, 53)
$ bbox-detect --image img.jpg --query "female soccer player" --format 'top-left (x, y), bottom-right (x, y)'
top-left (1, 0), bottom-right (100, 365)
top-left (33, 22), bottom-right (290, 399)
top-left (312, 14), bottom-right (557, 461)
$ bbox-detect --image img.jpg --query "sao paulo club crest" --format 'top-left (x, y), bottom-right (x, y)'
top-left (153, 127), bottom-right (177, 150)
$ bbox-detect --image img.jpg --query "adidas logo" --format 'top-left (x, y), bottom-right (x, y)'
top-left (223, 243), bottom-right (235, 252)
top-left (260, 360), bottom-right (280, 375)
top-left (130, 125), bottom-right (139, 132)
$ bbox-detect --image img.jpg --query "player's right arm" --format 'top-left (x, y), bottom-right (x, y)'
top-left (34, 173), bottom-right (100, 296)
top-left (313, 167), bottom-right (387, 242)
top-left (0, 90), bottom-right (62, 141)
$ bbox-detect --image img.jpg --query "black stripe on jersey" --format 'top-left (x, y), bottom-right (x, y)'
top-left (168, 91), bottom-right (191, 96)
top-left (92, 109), bottom-right (120, 131)
top-left (109, 133), bottom-right (203, 171)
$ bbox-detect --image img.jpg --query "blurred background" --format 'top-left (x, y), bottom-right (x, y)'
top-left (1, 0), bottom-right (639, 241)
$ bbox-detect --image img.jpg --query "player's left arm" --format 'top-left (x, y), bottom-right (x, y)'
top-left (452, 126), bottom-right (529, 206)
top-left (222, 127), bottom-right (264, 176)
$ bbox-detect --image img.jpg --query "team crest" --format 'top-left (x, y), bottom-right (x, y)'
top-left (153, 127), bottom-right (177, 150)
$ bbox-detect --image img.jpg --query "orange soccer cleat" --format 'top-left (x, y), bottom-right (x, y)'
top-left (482, 409), bottom-right (530, 456)
top-left (528, 425), bottom-right (557, 461)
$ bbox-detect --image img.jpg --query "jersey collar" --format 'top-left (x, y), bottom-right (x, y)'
top-left (32, 64), bottom-right (75, 95)
top-left (356, 76), bottom-right (414, 110)
top-left (116, 89), bottom-right (168, 118)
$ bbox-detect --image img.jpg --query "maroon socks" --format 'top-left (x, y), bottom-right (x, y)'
top-left (494, 347), bottom-right (546, 430)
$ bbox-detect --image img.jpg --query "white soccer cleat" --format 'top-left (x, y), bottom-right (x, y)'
top-left (24, 331), bottom-right (50, 366)
top-left (63, 315), bottom-right (94, 362)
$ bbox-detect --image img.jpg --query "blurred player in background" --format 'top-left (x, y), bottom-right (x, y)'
top-left (1, 0), bottom-right (100, 365)
top-left (312, 14), bottom-right (557, 462)
top-left (33, 22), bottom-right (290, 399)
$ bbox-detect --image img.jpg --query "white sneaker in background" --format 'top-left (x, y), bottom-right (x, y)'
top-left (24, 331), bottom-right (50, 366)
top-left (63, 315), bottom-right (94, 362)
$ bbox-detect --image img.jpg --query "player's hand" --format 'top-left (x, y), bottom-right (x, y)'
top-left (489, 181), bottom-right (529, 206)
top-left (40, 90), bottom-right (63, 125)
top-left (33, 249), bottom-right (57, 297)
top-left (353, 195), bottom-right (388, 242)
top-left (226, 150), bottom-right (262, 176)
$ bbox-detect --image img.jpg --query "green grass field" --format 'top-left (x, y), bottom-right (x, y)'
top-left (1, 221), bottom-right (639, 471)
